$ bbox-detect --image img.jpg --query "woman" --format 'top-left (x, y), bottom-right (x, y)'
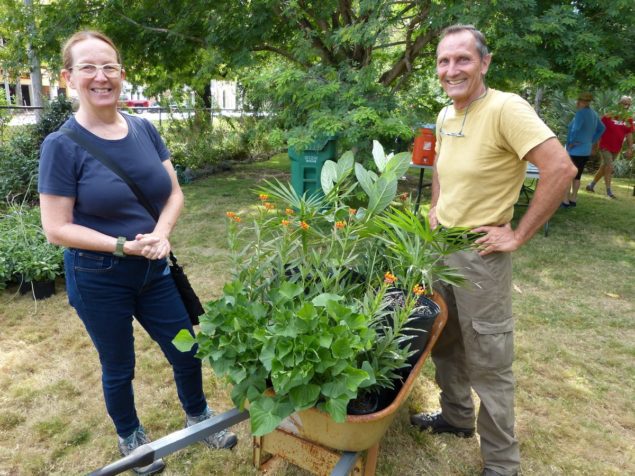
top-left (38, 31), bottom-right (236, 475)
top-left (563, 91), bottom-right (605, 207)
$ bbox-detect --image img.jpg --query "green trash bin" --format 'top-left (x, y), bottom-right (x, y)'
top-left (288, 136), bottom-right (337, 197)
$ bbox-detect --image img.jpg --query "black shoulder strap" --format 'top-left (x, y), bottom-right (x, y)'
top-left (59, 127), bottom-right (179, 266)
top-left (59, 127), bottom-right (159, 221)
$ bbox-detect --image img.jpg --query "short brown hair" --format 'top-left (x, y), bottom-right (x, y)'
top-left (62, 30), bottom-right (121, 70)
top-left (438, 24), bottom-right (489, 59)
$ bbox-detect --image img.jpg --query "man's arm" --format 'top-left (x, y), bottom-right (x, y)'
top-left (473, 137), bottom-right (577, 255)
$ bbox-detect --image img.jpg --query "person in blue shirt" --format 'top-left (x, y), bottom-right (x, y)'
top-left (563, 92), bottom-right (605, 207)
top-left (38, 30), bottom-right (237, 475)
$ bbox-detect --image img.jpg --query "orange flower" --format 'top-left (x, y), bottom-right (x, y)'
top-left (413, 284), bottom-right (426, 296)
top-left (399, 192), bottom-right (409, 202)
top-left (258, 193), bottom-right (270, 201)
top-left (348, 208), bottom-right (357, 216)
top-left (226, 211), bottom-right (236, 218)
top-left (263, 202), bottom-right (275, 210)
top-left (299, 221), bottom-right (310, 231)
top-left (335, 220), bottom-right (346, 229)
top-left (285, 208), bottom-right (295, 216)
top-left (384, 272), bottom-right (397, 284)
top-left (281, 219), bottom-right (290, 227)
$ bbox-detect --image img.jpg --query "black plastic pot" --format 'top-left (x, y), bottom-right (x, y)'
top-left (382, 288), bottom-right (440, 367)
top-left (19, 279), bottom-right (56, 300)
top-left (347, 391), bottom-right (379, 415)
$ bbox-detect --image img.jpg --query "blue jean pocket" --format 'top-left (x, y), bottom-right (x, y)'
top-left (74, 250), bottom-right (115, 273)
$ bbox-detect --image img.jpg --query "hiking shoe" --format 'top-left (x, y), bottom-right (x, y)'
top-left (118, 426), bottom-right (165, 475)
top-left (560, 202), bottom-right (570, 209)
top-left (569, 201), bottom-right (576, 208)
top-left (607, 193), bottom-right (617, 199)
top-left (585, 184), bottom-right (594, 192)
top-left (185, 406), bottom-right (238, 450)
top-left (410, 411), bottom-right (475, 438)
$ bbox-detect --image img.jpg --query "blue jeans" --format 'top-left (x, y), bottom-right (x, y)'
top-left (64, 248), bottom-right (207, 437)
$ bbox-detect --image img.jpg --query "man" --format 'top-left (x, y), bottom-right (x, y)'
top-left (585, 95), bottom-right (634, 198)
top-left (563, 92), bottom-right (605, 207)
top-left (410, 25), bottom-right (576, 476)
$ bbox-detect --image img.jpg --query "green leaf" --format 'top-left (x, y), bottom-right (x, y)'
top-left (321, 160), bottom-right (338, 194)
top-left (359, 361), bottom-right (377, 388)
top-left (171, 329), bottom-right (196, 352)
top-left (336, 151), bottom-right (354, 178)
top-left (367, 176), bottom-right (397, 215)
top-left (312, 293), bottom-right (343, 307)
top-left (321, 378), bottom-right (348, 398)
top-left (384, 151), bottom-right (412, 179)
top-left (331, 337), bottom-right (354, 359)
top-left (372, 140), bottom-right (388, 173)
top-left (278, 281), bottom-right (304, 300)
top-left (322, 395), bottom-right (350, 422)
top-left (249, 396), bottom-right (283, 436)
top-left (355, 162), bottom-right (374, 197)
top-left (289, 383), bottom-right (321, 410)
top-left (259, 339), bottom-right (277, 371)
top-left (342, 366), bottom-right (370, 392)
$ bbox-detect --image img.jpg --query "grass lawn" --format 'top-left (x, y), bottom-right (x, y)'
top-left (0, 156), bottom-right (633, 475)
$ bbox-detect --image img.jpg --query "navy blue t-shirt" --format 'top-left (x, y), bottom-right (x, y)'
top-left (38, 114), bottom-right (172, 240)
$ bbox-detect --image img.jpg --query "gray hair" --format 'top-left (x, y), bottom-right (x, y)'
top-left (438, 24), bottom-right (490, 59)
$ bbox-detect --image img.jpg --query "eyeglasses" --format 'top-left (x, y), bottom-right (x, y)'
top-left (71, 63), bottom-right (122, 78)
top-left (439, 106), bottom-right (468, 137)
top-left (439, 88), bottom-right (489, 138)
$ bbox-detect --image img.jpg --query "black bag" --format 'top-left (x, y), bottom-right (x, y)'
top-left (169, 253), bottom-right (203, 325)
top-left (60, 127), bottom-right (204, 325)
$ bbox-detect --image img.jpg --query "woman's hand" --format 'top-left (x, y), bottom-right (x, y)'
top-left (125, 234), bottom-right (172, 260)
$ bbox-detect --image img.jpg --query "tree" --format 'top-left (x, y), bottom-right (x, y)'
top-left (18, 1), bottom-right (635, 147)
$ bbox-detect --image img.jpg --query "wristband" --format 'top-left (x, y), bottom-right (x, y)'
top-left (114, 236), bottom-right (126, 257)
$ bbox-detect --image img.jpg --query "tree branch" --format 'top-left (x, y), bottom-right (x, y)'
top-left (379, 3), bottom-right (437, 87)
top-left (115, 12), bottom-right (205, 44)
top-left (252, 45), bottom-right (311, 68)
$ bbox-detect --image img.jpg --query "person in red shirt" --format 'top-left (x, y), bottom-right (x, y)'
top-left (586, 96), bottom-right (634, 198)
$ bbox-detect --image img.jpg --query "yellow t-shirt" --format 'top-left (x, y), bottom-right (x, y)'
top-left (435, 89), bottom-right (555, 228)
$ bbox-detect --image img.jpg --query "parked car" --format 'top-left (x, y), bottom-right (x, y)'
top-left (125, 99), bottom-right (150, 113)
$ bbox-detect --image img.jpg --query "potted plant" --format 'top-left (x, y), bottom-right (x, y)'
top-left (0, 202), bottom-right (64, 299)
top-left (174, 141), bottom-right (477, 438)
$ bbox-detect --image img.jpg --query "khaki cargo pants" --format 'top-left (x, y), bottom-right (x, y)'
top-left (433, 250), bottom-right (520, 475)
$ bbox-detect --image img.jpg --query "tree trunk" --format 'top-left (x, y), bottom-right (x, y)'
top-left (0, 38), bottom-right (11, 103)
top-left (24, 0), bottom-right (43, 120)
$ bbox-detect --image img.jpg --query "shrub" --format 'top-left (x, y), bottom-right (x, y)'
top-left (32, 95), bottom-right (74, 145)
top-left (160, 110), bottom-right (277, 175)
top-left (0, 202), bottom-right (64, 287)
top-left (0, 128), bottom-right (39, 204)
top-left (613, 158), bottom-right (633, 178)
top-left (0, 95), bottom-right (73, 205)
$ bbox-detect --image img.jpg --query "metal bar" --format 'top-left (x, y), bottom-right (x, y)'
top-left (88, 408), bottom-right (249, 476)
top-left (330, 451), bottom-right (359, 476)
top-left (414, 167), bottom-right (425, 214)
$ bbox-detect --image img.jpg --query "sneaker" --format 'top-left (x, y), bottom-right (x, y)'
top-left (560, 202), bottom-right (570, 209)
top-left (569, 201), bottom-right (576, 208)
top-left (185, 406), bottom-right (238, 449)
top-left (410, 411), bottom-right (475, 438)
top-left (118, 426), bottom-right (165, 475)
top-left (607, 193), bottom-right (617, 199)
top-left (585, 184), bottom-right (595, 192)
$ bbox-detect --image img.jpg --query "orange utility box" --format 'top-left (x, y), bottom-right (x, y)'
top-left (412, 124), bottom-right (436, 166)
